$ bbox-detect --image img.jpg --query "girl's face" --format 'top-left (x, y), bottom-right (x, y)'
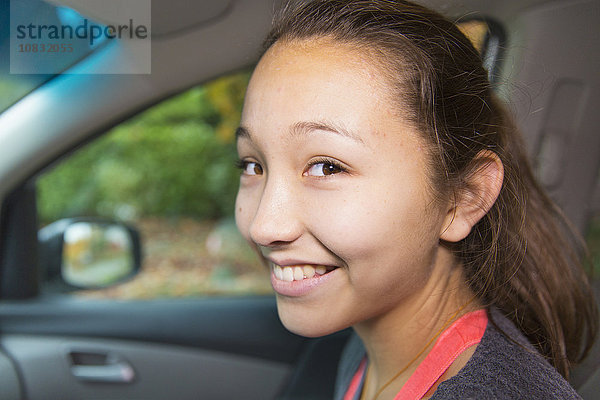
top-left (235, 39), bottom-right (452, 337)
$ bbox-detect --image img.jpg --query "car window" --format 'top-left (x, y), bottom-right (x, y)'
top-left (457, 18), bottom-right (505, 84)
top-left (36, 70), bottom-right (271, 299)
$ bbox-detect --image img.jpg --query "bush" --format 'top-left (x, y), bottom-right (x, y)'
top-left (38, 71), bottom-right (250, 224)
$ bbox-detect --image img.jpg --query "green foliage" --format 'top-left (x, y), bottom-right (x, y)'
top-left (0, 77), bottom-right (38, 112)
top-left (38, 71), bottom-right (251, 224)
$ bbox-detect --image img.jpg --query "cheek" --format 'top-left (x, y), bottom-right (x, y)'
top-left (307, 182), bottom-right (434, 256)
top-left (304, 182), bottom-right (442, 289)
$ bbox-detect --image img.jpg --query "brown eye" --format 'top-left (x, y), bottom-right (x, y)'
top-left (240, 161), bottom-right (263, 176)
top-left (305, 161), bottom-right (344, 177)
top-left (322, 163), bottom-right (341, 175)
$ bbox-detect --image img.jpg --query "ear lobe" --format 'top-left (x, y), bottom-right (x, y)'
top-left (440, 151), bottom-right (504, 243)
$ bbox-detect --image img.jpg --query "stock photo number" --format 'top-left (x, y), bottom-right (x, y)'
top-left (18, 43), bottom-right (73, 53)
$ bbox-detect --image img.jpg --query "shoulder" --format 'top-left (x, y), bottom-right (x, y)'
top-left (430, 308), bottom-right (581, 400)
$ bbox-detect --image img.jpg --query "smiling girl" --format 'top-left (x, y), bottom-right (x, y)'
top-left (234, 1), bottom-right (598, 399)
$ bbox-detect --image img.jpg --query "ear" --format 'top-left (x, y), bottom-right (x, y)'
top-left (440, 150), bottom-right (504, 243)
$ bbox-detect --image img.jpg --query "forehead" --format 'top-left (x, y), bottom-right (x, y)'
top-left (248, 38), bottom-right (389, 99)
top-left (257, 38), bottom-right (381, 76)
top-left (241, 39), bottom-right (411, 143)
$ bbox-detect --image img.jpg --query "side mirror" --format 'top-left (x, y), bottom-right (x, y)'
top-left (39, 218), bottom-right (141, 290)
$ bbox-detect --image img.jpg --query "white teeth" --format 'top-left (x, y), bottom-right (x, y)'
top-left (274, 265), bottom-right (283, 280)
top-left (282, 267), bottom-right (294, 282)
top-left (293, 266), bottom-right (304, 281)
top-left (273, 264), bottom-right (334, 281)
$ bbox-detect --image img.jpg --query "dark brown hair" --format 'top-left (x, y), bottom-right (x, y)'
top-left (264, 0), bottom-right (597, 377)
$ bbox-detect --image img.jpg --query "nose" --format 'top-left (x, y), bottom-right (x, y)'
top-left (248, 177), bottom-right (303, 248)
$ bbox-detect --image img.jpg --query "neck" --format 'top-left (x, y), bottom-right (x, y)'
top-left (354, 248), bottom-right (480, 399)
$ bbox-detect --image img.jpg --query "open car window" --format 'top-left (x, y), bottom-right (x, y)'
top-left (36, 70), bottom-right (272, 299)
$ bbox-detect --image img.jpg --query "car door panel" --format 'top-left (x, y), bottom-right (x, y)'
top-left (2, 334), bottom-right (290, 400)
top-left (0, 296), bottom-right (309, 399)
top-left (0, 350), bottom-right (21, 400)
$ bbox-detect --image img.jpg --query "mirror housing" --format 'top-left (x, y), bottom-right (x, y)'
top-left (39, 218), bottom-right (141, 290)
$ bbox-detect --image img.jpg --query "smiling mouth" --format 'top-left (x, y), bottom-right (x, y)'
top-left (272, 263), bottom-right (338, 282)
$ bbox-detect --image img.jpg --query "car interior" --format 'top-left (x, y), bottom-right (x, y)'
top-left (0, 0), bottom-right (599, 399)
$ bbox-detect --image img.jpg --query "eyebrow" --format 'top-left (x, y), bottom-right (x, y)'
top-left (236, 126), bottom-right (251, 140)
top-left (236, 121), bottom-right (364, 144)
top-left (291, 121), bottom-right (364, 143)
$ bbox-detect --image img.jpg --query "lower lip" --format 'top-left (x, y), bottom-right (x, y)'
top-left (270, 268), bottom-right (338, 297)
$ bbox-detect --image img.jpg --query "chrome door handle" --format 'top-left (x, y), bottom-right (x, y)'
top-left (68, 351), bottom-right (135, 383)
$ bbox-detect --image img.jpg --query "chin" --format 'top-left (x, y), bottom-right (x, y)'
top-left (276, 298), bottom-right (347, 338)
